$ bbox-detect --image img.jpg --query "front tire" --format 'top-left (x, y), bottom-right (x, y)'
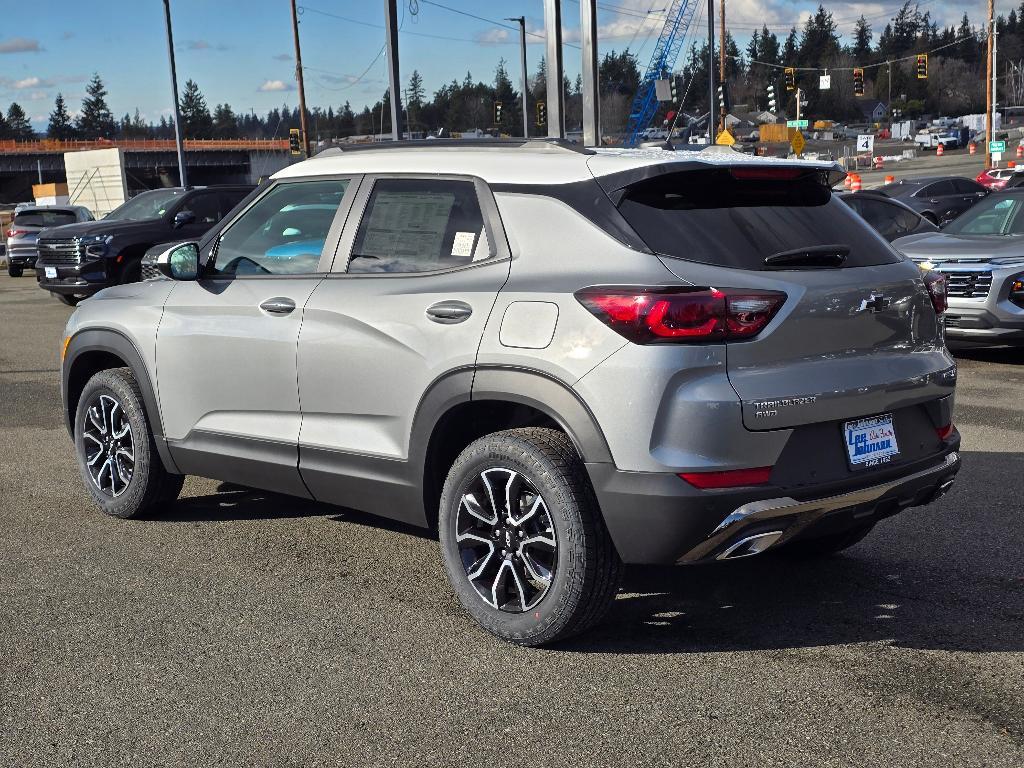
top-left (439, 428), bottom-right (622, 646)
top-left (7, 265), bottom-right (23, 277)
top-left (74, 367), bottom-right (184, 519)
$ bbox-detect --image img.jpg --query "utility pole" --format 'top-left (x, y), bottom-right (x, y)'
top-left (506, 16), bottom-right (530, 138)
top-left (796, 87), bottom-right (801, 124)
top-left (289, 0), bottom-right (311, 156)
top-left (384, 0), bottom-right (403, 141)
top-left (707, 0), bottom-right (715, 142)
top-left (580, 0), bottom-right (600, 146)
top-left (888, 61), bottom-right (892, 113)
top-left (719, 0), bottom-right (726, 134)
top-left (162, 0), bottom-right (188, 187)
top-left (543, 0), bottom-right (565, 138)
top-left (993, 17), bottom-right (999, 149)
top-left (986, 0), bottom-right (994, 167)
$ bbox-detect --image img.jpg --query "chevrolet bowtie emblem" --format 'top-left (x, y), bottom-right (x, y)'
top-left (857, 294), bottom-right (891, 313)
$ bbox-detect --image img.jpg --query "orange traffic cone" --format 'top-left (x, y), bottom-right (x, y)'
top-left (875, 156), bottom-right (884, 170)
top-left (969, 142), bottom-right (977, 155)
top-left (937, 142), bottom-right (945, 157)
top-left (851, 175), bottom-right (862, 192)
top-left (1017, 144), bottom-right (1023, 159)
top-left (885, 175), bottom-right (895, 184)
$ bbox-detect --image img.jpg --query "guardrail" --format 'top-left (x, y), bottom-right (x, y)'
top-left (0, 139), bottom-right (290, 153)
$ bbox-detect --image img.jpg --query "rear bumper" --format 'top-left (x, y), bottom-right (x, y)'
top-left (588, 443), bottom-right (961, 564)
top-left (7, 246), bottom-right (36, 266)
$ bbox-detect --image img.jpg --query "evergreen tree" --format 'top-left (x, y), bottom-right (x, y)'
top-left (782, 27), bottom-right (799, 65)
top-left (47, 93), bottom-right (76, 140)
top-left (76, 73), bottom-right (117, 139)
top-left (338, 101), bottom-right (355, 136)
top-left (852, 16), bottom-right (873, 61)
top-left (0, 110), bottom-right (9, 140)
top-left (6, 103), bottom-right (34, 140)
top-left (212, 103), bottom-right (238, 139)
top-left (179, 79), bottom-right (213, 138)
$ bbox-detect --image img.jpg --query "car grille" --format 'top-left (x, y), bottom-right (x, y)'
top-left (942, 270), bottom-right (992, 299)
top-left (141, 263), bottom-right (166, 281)
top-left (944, 315), bottom-right (962, 328)
top-left (36, 238), bottom-right (82, 265)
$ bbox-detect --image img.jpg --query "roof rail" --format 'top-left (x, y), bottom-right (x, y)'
top-left (313, 137), bottom-right (595, 157)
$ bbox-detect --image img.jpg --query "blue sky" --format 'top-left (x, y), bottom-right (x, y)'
top-left (0, 0), bottom-right (987, 129)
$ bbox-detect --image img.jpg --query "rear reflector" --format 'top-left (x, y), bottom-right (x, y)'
top-left (678, 466), bottom-right (773, 489)
top-left (936, 424), bottom-right (954, 441)
top-left (576, 286), bottom-right (786, 344)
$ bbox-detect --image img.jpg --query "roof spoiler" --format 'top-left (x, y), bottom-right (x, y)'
top-left (313, 137), bottom-right (595, 157)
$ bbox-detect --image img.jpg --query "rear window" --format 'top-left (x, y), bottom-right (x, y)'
top-left (13, 210), bottom-right (78, 227)
top-left (615, 168), bottom-right (901, 270)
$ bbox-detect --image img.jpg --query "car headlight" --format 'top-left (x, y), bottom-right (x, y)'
top-left (1010, 274), bottom-right (1024, 308)
top-left (79, 234), bottom-right (113, 257)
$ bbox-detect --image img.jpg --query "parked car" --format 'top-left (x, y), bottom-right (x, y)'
top-left (976, 168), bottom-right (1015, 190)
top-left (837, 190), bottom-right (938, 241)
top-left (58, 140), bottom-right (960, 645)
top-left (6, 205), bottom-right (94, 277)
top-left (893, 188), bottom-right (1024, 344)
top-left (35, 185), bottom-right (254, 305)
top-left (876, 176), bottom-right (989, 225)
top-left (914, 131), bottom-right (960, 151)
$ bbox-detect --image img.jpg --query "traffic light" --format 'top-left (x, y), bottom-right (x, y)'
top-left (535, 101), bottom-right (546, 126)
top-left (916, 53), bottom-right (928, 79)
top-left (288, 128), bottom-right (301, 155)
top-left (853, 68), bottom-right (865, 97)
top-left (766, 84), bottom-right (776, 112)
top-left (494, 101), bottom-right (503, 125)
top-left (784, 67), bottom-right (796, 91)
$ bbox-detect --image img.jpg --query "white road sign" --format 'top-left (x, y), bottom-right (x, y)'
top-left (819, 74), bottom-right (831, 90)
top-left (857, 134), bottom-right (875, 154)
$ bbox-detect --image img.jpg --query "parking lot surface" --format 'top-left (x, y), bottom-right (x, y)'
top-left (1, 273), bottom-right (1022, 767)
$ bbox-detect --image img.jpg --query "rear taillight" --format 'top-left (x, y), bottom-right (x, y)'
top-left (575, 287), bottom-right (786, 344)
top-left (7, 228), bottom-right (28, 238)
top-left (678, 467), bottom-right (773, 489)
top-left (923, 270), bottom-right (947, 315)
top-left (936, 423), bottom-right (954, 441)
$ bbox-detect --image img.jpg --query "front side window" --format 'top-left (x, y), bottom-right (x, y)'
top-left (180, 192), bottom-right (221, 225)
top-left (943, 196), bottom-right (1024, 236)
top-left (211, 179), bottom-right (348, 276)
top-left (348, 178), bottom-right (489, 274)
top-left (105, 189), bottom-right (186, 221)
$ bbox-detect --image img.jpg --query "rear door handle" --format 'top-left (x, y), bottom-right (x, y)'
top-left (260, 297), bottom-right (296, 315)
top-left (425, 300), bottom-right (472, 324)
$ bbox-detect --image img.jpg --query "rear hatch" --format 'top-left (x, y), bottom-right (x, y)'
top-left (602, 160), bottom-right (955, 432)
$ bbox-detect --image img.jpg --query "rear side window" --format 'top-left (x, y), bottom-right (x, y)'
top-left (953, 178), bottom-right (984, 193)
top-left (616, 169), bottom-right (900, 270)
top-left (13, 210), bottom-right (78, 227)
top-left (920, 180), bottom-right (955, 197)
top-left (348, 178), bottom-right (489, 273)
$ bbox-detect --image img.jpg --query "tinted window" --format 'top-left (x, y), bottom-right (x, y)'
top-left (13, 210), bottom-right (78, 227)
top-left (953, 178), bottom-right (984, 194)
top-left (180, 192), bottom-right (221, 224)
top-left (920, 180), bottom-right (955, 197)
top-left (212, 179), bottom-right (348, 276)
top-left (616, 169), bottom-right (900, 270)
top-left (846, 197), bottom-right (915, 240)
top-left (105, 189), bottom-right (185, 221)
top-left (220, 188), bottom-right (252, 212)
top-left (349, 179), bottom-right (489, 273)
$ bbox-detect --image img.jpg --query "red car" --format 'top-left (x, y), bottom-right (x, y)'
top-left (976, 168), bottom-right (1015, 190)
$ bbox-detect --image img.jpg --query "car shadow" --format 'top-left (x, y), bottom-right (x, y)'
top-left (948, 342), bottom-right (1023, 364)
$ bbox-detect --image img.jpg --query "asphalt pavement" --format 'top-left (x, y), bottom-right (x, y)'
top-left (1, 273), bottom-right (1022, 767)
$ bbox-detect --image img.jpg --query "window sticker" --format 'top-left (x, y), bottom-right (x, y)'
top-left (452, 231), bottom-right (477, 258)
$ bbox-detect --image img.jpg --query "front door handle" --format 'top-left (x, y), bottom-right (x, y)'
top-left (425, 300), bottom-right (472, 324)
top-left (260, 297), bottom-right (296, 315)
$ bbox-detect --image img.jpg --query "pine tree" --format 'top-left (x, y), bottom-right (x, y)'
top-left (494, 58), bottom-right (519, 134)
top-left (47, 93), bottom-right (76, 140)
top-left (338, 101), bottom-right (355, 136)
top-left (212, 103), bottom-right (238, 139)
top-left (179, 79), bottom-right (213, 138)
top-left (782, 28), bottom-right (799, 65)
top-left (6, 103), bottom-right (34, 140)
top-left (76, 73), bottom-right (117, 139)
top-left (0, 110), bottom-right (9, 140)
top-left (852, 16), bottom-right (873, 61)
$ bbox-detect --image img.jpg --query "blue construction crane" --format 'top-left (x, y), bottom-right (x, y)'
top-left (624, 0), bottom-right (701, 147)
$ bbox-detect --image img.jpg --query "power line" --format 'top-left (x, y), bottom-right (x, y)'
top-left (300, 4), bottom-right (519, 45)
top-left (417, 0), bottom-right (582, 49)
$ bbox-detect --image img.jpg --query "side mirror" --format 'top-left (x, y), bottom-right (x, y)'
top-left (172, 210), bottom-right (195, 229)
top-left (155, 242), bottom-right (200, 280)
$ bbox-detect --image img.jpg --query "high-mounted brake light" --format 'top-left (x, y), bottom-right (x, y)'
top-left (922, 270), bottom-right (947, 315)
top-left (678, 467), bottom-right (773, 489)
top-left (575, 286), bottom-right (786, 344)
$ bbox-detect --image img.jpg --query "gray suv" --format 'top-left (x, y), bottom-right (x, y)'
top-left (59, 140), bottom-right (961, 645)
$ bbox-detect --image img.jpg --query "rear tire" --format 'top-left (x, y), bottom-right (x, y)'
top-left (55, 293), bottom-right (82, 306)
top-left (778, 522), bottom-right (876, 558)
top-left (119, 259), bottom-right (142, 285)
top-left (439, 428), bottom-right (623, 646)
top-left (74, 367), bottom-right (184, 519)
top-left (7, 265), bottom-right (23, 277)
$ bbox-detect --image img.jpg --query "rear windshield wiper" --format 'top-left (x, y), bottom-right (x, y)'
top-left (764, 244), bottom-right (850, 269)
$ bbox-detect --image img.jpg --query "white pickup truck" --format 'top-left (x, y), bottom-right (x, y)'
top-left (915, 130), bottom-right (960, 150)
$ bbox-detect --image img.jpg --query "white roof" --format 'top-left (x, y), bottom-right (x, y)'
top-left (273, 143), bottom-right (839, 186)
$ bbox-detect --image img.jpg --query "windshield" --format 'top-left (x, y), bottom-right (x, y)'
top-left (104, 189), bottom-right (185, 221)
top-left (13, 210), bottom-right (78, 227)
top-left (942, 195), bottom-right (1024, 235)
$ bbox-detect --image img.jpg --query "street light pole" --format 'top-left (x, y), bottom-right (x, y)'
top-left (162, 0), bottom-right (187, 187)
top-left (289, 0), bottom-right (311, 156)
top-left (384, 0), bottom-right (404, 141)
top-left (986, 0), bottom-right (994, 168)
top-left (506, 16), bottom-right (530, 138)
top-left (706, 0), bottom-right (715, 142)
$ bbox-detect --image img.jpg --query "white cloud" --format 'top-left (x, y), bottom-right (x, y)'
top-left (0, 37), bottom-right (42, 54)
top-left (14, 76), bottom-right (41, 89)
top-left (259, 79), bottom-right (294, 92)
top-left (476, 28), bottom-right (511, 46)
top-left (29, 91), bottom-right (48, 101)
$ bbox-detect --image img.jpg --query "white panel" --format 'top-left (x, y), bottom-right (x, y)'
top-left (63, 148), bottom-right (128, 218)
top-left (499, 301), bottom-right (559, 349)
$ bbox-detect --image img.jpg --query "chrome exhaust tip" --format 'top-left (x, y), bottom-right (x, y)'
top-left (717, 531), bottom-right (784, 560)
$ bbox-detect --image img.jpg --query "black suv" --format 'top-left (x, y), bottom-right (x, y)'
top-left (35, 185), bottom-right (253, 305)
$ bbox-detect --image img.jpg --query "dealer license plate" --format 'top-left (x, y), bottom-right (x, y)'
top-left (844, 414), bottom-right (899, 469)
top-left (44, 267), bottom-right (57, 279)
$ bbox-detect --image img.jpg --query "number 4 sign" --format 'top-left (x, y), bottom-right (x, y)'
top-left (857, 134), bottom-right (875, 154)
